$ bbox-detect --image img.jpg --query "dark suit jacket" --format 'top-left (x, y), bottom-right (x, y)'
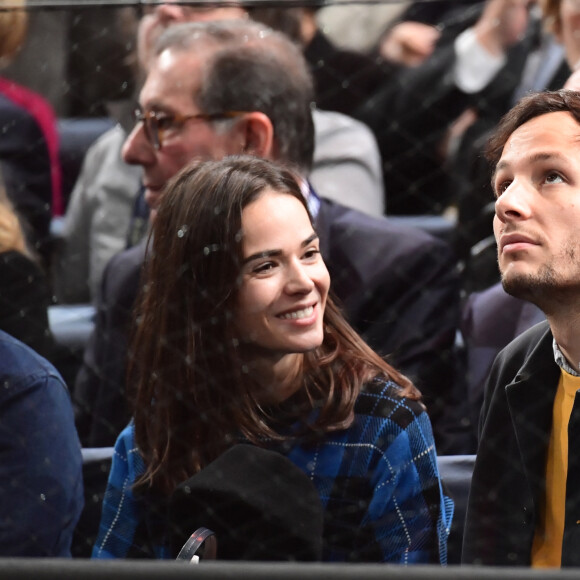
top-left (0, 250), bottom-right (85, 387)
top-left (74, 240), bottom-right (146, 446)
top-left (75, 198), bottom-right (468, 453)
top-left (461, 282), bottom-right (545, 432)
top-left (462, 321), bottom-right (569, 566)
top-left (316, 198), bottom-right (469, 453)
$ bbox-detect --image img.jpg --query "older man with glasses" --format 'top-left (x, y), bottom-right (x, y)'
top-left (54, 4), bottom-right (386, 308)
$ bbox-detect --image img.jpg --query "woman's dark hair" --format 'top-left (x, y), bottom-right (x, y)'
top-left (486, 90), bottom-right (580, 168)
top-left (129, 155), bottom-right (418, 494)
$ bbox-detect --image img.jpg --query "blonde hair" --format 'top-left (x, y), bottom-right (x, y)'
top-left (0, 0), bottom-right (28, 63)
top-left (0, 167), bottom-right (29, 256)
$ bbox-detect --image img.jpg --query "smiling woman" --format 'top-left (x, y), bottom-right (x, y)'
top-left (234, 190), bottom-right (330, 387)
top-left (92, 155), bottom-right (453, 564)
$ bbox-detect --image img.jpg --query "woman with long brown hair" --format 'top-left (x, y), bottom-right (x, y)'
top-left (93, 155), bottom-right (453, 563)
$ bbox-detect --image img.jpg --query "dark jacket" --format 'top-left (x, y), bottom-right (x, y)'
top-left (462, 321), bottom-right (580, 566)
top-left (0, 329), bottom-right (83, 556)
top-left (461, 282), bottom-right (545, 431)
top-left (75, 197), bottom-right (467, 454)
top-left (316, 198), bottom-right (468, 454)
top-left (73, 239), bottom-right (146, 446)
top-left (304, 30), bottom-right (394, 120)
top-left (0, 250), bottom-right (55, 360)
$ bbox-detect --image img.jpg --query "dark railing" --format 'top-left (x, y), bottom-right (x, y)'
top-left (1, 559), bottom-right (580, 580)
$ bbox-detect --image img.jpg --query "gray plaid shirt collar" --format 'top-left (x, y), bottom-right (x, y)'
top-left (553, 339), bottom-right (580, 377)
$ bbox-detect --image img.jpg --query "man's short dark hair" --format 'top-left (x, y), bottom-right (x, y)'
top-left (486, 89), bottom-right (580, 169)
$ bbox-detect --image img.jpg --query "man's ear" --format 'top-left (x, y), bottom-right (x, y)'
top-left (237, 112), bottom-right (275, 159)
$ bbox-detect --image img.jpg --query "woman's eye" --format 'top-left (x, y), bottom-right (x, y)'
top-left (253, 262), bottom-right (275, 274)
top-left (303, 249), bottom-right (320, 260)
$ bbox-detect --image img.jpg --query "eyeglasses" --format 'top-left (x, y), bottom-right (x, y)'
top-left (133, 108), bottom-right (247, 150)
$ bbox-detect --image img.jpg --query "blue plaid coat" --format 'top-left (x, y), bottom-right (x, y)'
top-left (92, 380), bottom-right (453, 563)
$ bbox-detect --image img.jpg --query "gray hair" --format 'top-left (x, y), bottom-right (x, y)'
top-left (155, 20), bottom-right (315, 172)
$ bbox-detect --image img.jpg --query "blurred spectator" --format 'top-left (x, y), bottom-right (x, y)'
top-left (543, 0), bottom-right (580, 89)
top-left (0, 0), bottom-right (62, 265)
top-left (372, 0), bottom-right (479, 68)
top-left (378, 20), bottom-right (441, 68)
top-left (54, 122), bottom-right (143, 305)
top-left (0, 327), bottom-right (83, 557)
top-left (0, 176), bottom-right (55, 361)
top-left (450, 0), bottom-right (567, 245)
top-left (249, 6), bottom-right (393, 119)
top-left (0, 186), bottom-right (84, 558)
top-left (357, 0), bottom-right (555, 217)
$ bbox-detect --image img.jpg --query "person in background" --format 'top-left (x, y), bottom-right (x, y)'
top-left (0, 174), bottom-right (55, 361)
top-left (541, 0), bottom-right (580, 90)
top-left (93, 155), bottom-right (453, 563)
top-left (302, 1), bottom-right (410, 55)
top-left (0, 170), bottom-right (83, 558)
top-left (139, 2), bottom-right (386, 216)
top-left (248, 5), bottom-right (393, 119)
top-left (357, 0), bottom-right (555, 217)
top-left (375, 1), bottom-right (481, 68)
top-left (463, 90), bottom-right (580, 567)
top-left (0, 0), bottom-right (62, 265)
top-left (0, 327), bottom-right (83, 557)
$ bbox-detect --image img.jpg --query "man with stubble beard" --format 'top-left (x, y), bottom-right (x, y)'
top-left (464, 89), bottom-right (580, 568)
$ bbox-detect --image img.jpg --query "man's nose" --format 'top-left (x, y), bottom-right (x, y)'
top-left (494, 179), bottom-right (533, 223)
top-left (122, 123), bottom-right (155, 166)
